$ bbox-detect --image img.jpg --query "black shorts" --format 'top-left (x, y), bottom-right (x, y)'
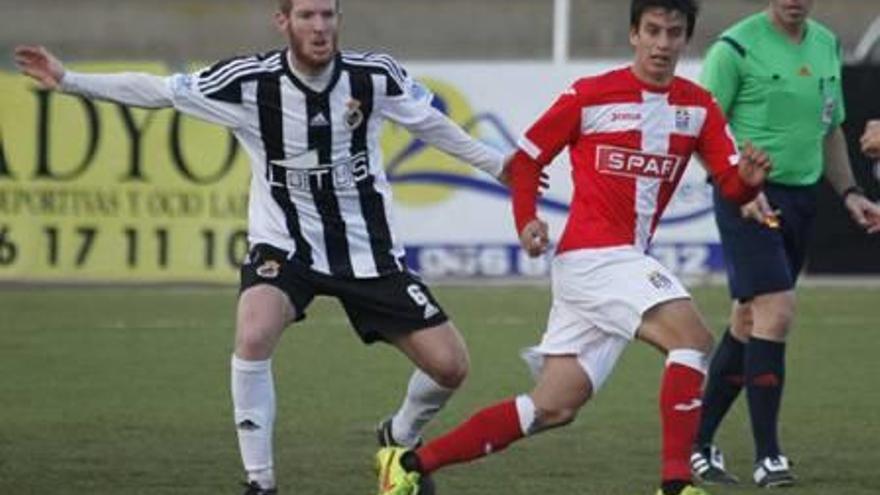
top-left (713, 182), bottom-right (818, 301)
top-left (240, 244), bottom-right (449, 344)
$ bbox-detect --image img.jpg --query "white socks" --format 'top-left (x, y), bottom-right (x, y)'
top-left (515, 394), bottom-right (538, 435)
top-left (232, 355), bottom-right (276, 489)
top-left (390, 369), bottom-right (456, 447)
top-left (667, 348), bottom-right (709, 374)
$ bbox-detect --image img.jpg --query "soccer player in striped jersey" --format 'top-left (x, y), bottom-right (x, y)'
top-left (375, 1), bottom-right (771, 495)
top-left (14, 1), bottom-right (507, 493)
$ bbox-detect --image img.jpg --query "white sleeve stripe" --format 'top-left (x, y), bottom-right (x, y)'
top-left (200, 60), bottom-right (283, 95)
top-left (344, 51), bottom-right (403, 78)
top-left (199, 53), bottom-right (282, 93)
top-left (518, 136), bottom-right (542, 161)
top-left (370, 53), bottom-right (406, 82)
top-left (343, 60), bottom-right (407, 90)
top-left (199, 59), bottom-right (260, 87)
top-left (199, 62), bottom-right (260, 93)
top-left (343, 57), bottom-right (403, 79)
top-left (201, 56), bottom-right (282, 89)
top-left (342, 53), bottom-right (407, 87)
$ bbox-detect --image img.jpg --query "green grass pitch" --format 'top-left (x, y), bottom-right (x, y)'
top-left (1, 285), bottom-right (879, 494)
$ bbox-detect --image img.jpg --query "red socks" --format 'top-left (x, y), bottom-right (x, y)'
top-left (416, 399), bottom-right (524, 474)
top-left (411, 360), bottom-right (704, 485)
top-left (660, 362), bottom-right (705, 481)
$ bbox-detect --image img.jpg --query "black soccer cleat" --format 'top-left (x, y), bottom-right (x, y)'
top-left (376, 417), bottom-right (436, 495)
top-left (691, 445), bottom-right (740, 485)
top-left (241, 480), bottom-right (277, 495)
top-left (753, 455), bottom-right (795, 488)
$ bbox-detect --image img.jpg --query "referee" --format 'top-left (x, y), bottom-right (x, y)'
top-left (690, 0), bottom-right (880, 489)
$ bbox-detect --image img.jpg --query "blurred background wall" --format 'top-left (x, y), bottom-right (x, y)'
top-left (1, 0), bottom-right (878, 63)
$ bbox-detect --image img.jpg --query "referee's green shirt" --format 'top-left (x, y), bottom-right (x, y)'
top-left (700, 12), bottom-right (845, 186)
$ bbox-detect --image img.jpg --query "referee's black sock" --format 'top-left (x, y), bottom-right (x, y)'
top-left (745, 336), bottom-right (786, 460)
top-left (695, 328), bottom-right (745, 448)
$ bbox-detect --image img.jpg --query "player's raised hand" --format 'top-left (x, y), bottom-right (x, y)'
top-left (737, 141), bottom-right (772, 187)
top-left (519, 218), bottom-right (549, 257)
top-left (13, 45), bottom-right (66, 90)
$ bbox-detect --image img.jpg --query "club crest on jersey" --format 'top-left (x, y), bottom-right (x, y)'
top-left (648, 270), bottom-right (673, 290)
top-left (345, 99), bottom-right (364, 130)
top-left (595, 145), bottom-right (683, 182)
top-left (675, 109), bottom-right (691, 132)
top-left (256, 260), bottom-right (281, 279)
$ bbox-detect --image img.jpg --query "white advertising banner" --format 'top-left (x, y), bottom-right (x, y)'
top-left (396, 60), bottom-right (723, 279)
top-left (0, 59), bottom-right (721, 283)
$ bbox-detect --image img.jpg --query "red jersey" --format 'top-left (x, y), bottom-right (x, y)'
top-left (512, 67), bottom-right (755, 254)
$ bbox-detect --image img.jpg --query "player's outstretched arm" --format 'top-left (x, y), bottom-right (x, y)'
top-left (404, 108), bottom-right (507, 180)
top-left (14, 44), bottom-right (173, 109)
top-left (13, 45), bottom-right (65, 89)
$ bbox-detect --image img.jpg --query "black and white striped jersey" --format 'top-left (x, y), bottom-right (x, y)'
top-left (165, 49), bottom-right (503, 278)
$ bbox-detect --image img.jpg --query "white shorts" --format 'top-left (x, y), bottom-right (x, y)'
top-left (522, 246), bottom-right (690, 392)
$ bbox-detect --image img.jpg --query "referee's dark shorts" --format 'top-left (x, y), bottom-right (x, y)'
top-left (713, 182), bottom-right (819, 302)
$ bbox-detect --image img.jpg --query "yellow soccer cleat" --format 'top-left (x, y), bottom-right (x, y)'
top-left (375, 447), bottom-right (421, 495)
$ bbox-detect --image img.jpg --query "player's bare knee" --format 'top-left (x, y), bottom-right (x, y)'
top-left (752, 292), bottom-right (796, 334)
top-left (235, 325), bottom-right (277, 359)
top-left (771, 305), bottom-right (795, 331)
top-left (751, 307), bottom-right (794, 339)
top-left (430, 354), bottom-right (469, 389)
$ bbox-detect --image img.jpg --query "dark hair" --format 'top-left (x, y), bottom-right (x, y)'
top-left (630, 0), bottom-right (699, 39)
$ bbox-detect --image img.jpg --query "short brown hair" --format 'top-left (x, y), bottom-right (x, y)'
top-left (277, 0), bottom-right (341, 14)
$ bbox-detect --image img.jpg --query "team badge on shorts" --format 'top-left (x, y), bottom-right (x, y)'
top-left (256, 260), bottom-right (281, 279)
top-left (648, 270), bottom-right (673, 290)
top-left (345, 99), bottom-right (364, 130)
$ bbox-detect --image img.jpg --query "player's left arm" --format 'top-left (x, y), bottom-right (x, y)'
top-left (509, 83), bottom-right (584, 257)
top-left (379, 61), bottom-right (505, 180)
top-left (696, 96), bottom-right (770, 205)
top-left (400, 106), bottom-right (507, 180)
top-left (823, 126), bottom-right (880, 233)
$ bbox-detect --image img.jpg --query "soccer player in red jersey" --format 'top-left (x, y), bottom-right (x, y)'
top-left (375, 1), bottom-right (771, 495)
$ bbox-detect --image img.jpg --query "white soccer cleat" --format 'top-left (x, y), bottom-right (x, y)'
top-left (753, 454), bottom-right (795, 488)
